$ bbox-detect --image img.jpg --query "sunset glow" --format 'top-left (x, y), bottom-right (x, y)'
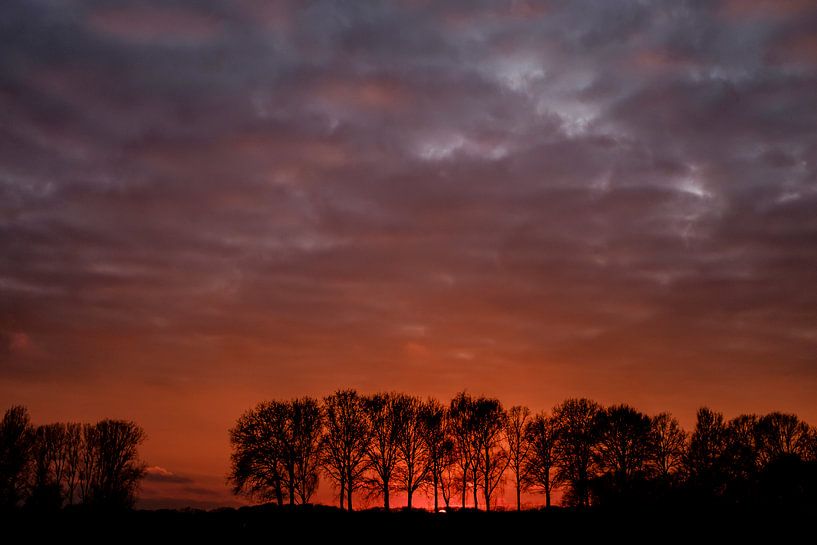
top-left (2, 1), bottom-right (816, 510)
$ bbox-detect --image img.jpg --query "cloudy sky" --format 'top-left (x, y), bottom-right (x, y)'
top-left (2, 0), bottom-right (816, 508)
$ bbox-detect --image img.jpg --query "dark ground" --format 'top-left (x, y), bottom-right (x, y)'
top-left (3, 503), bottom-right (815, 544)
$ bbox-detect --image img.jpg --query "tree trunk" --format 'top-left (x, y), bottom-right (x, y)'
top-left (406, 465), bottom-right (413, 509)
top-left (275, 480), bottom-right (283, 506)
top-left (516, 480), bottom-right (521, 511)
top-left (433, 474), bottom-right (439, 511)
top-left (289, 467), bottom-right (296, 506)
top-left (339, 474), bottom-right (345, 510)
top-left (461, 472), bottom-right (467, 508)
top-left (383, 483), bottom-right (390, 510)
top-left (347, 468), bottom-right (353, 511)
top-left (472, 466), bottom-right (479, 509)
top-left (484, 449), bottom-right (491, 512)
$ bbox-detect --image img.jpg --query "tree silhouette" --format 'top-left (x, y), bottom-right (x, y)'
top-left (649, 412), bottom-right (687, 481)
top-left (362, 392), bottom-right (402, 510)
top-left (394, 394), bottom-right (429, 509)
top-left (724, 414), bottom-right (761, 488)
top-left (472, 396), bottom-right (508, 511)
top-left (2, 408), bottom-right (147, 511)
top-left (81, 420), bottom-right (146, 509)
top-left (0, 406), bottom-right (34, 510)
top-left (756, 412), bottom-right (812, 464)
top-left (594, 405), bottom-right (653, 492)
top-left (589, 405), bottom-right (654, 505)
top-left (289, 398), bottom-right (323, 504)
top-left (229, 401), bottom-right (288, 505)
top-left (439, 451), bottom-right (458, 510)
top-left (322, 389), bottom-right (370, 511)
top-left (685, 407), bottom-right (728, 496)
top-left (449, 392), bottom-right (478, 508)
top-left (230, 398), bottom-right (322, 506)
top-left (28, 423), bottom-right (68, 510)
top-left (505, 405), bottom-right (532, 511)
top-left (62, 423), bottom-right (83, 506)
top-left (553, 398), bottom-right (601, 507)
top-left (420, 398), bottom-right (453, 511)
top-left (525, 412), bottom-right (560, 508)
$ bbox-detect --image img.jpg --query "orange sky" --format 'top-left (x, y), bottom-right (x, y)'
top-left (2, 0), bottom-right (817, 509)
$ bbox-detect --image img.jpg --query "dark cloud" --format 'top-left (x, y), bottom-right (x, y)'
top-left (1, 0), bottom-right (816, 508)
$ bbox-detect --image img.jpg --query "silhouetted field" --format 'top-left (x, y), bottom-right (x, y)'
top-left (3, 503), bottom-right (815, 543)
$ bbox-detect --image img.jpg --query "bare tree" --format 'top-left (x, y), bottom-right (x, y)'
top-left (0, 406), bottom-right (34, 509)
top-left (322, 389), bottom-right (371, 511)
top-left (724, 414), bottom-right (761, 482)
top-left (420, 398), bottom-right (452, 511)
top-left (525, 412), bottom-right (559, 508)
top-left (552, 398), bottom-right (601, 508)
top-left (685, 407), bottom-right (728, 493)
top-left (649, 412), bottom-right (687, 480)
top-left (78, 423), bottom-right (96, 505)
top-left (394, 394), bottom-right (428, 509)
top-left (472, 396), bottom-right (508, 511)
top-left (289, 398), bottom-right (323, 504)
top-left (29, 423), bottom-right (68, 509)
top-left (229, 401), bottom-right (288, 505)
top-left (505, 405), bottom-right (531, 511)
top-left (62, 423), bottom-right (83, 505)
top-left (439, 455), bottom-right (458, 510)
top-left (449, 392), bottom-right (477, 508)
top-left (594, 405), bottom-right (653, 490)
top-left (82, 420), bottom-right (146, 509)
top-left (756, 412), bottom-right (812, 464)
top-left (363, 392), bottom-right (401, 510)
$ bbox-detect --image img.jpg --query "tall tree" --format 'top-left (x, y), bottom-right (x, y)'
top-left (229, 401), bottom-right (288, 505)
top-left (420, 398), bottom-right (452, 511)
top-left (505, 405), bottom-right (531, 511)
top-left (756, 412), bottom-right (812, 465)
top-left (0, 406), bottom-right (34, 509)
top-left (472, 396), bottom-right (508, 511)
top-left (685, 407), bottom-right (728, 495)
top-left (394, 394), bottom-right (428, 509)
top-left (594, 405), bottom-right (653, 491)
top-left (62, 423), bottom-right (83, 505)
top-left (289, 397), bottom-right (323, 504)
top-left (449, 392), bottom-right (477, 508)
top-left (649, 412), bottom-right (687, 480)
top-left (439, 453), bottom-right (458, 510)
top-left (28, 423), bottom-right (68, 510)
top-left (724, 414), bottom-right (761, 484)
top-left (525, 412), bottom-right (559, 508)
top-left (552, 398), bottom-right (601, 508)
top-left (82, 420), bottom-right (146, 509)
top-left (322, 389), bottom-right (371, 511)
top-left (363, 392), bottom-right (402, 510)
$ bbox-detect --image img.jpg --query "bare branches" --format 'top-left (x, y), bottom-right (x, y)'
top-left (222, 393), bottom-right (817, 511)
top-left (229, 398), bottom-right (323, 506)
top-left (525, 412), bottom-right (559, 508)
top-left (322, 389), bottom-right (370, 511)
top-left (505, 406), bottom-right (532, 511)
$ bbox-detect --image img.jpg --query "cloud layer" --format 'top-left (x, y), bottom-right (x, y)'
top-left (2, 0), bottom-right (816, 508)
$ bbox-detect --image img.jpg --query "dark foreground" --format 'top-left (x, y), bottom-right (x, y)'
top-left (3, 504), bottom-right (816, 544)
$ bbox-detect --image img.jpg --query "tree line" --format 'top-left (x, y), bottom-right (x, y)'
top-left (229, 391), bottom-right (817, 511)
top-left (0, 406), bottom-right (146, 511)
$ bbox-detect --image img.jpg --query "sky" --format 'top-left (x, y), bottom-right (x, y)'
top-left (1, 0), bottom-right (817, 509)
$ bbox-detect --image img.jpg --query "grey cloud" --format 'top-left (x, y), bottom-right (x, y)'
top-left (1, 0), bottom-right (816, 399)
